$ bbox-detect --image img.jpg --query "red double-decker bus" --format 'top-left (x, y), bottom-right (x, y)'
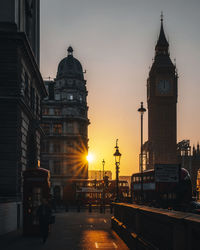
top-left (131, 165), bottom-right (192, 209)
top-left (63, 179), bottom-right (129, 205)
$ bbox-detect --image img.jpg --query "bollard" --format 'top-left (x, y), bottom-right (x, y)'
top-left (65, 203), bottom-right (69, 212)
top-left (77, 204), bottom-right (80, 212)
top-left (89, 203), bottom-right (92, 213)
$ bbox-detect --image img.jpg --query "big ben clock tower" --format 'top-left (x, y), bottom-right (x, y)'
top-left (146, 15), bottom-right (178, 169)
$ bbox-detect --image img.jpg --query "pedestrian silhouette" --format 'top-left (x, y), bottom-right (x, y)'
top-left (37, 198), bottom-right (52, 243)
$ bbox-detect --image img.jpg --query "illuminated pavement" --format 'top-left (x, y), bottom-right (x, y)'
top-left (1, 211), bottom-right (129, 250)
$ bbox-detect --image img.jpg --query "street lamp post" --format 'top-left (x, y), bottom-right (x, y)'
top-left (102, 159), bottom-right (105, 179)
top-left (138, 102), bottom-right (146, 200)
top-left (113, 139), bottom-right (121, 201)
top-left (102, 159), bottom-right (105, 210)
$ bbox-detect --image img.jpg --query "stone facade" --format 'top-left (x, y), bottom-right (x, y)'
top-left (0, 0), bottom-right (40, 65)
top-left (41, 47), bottom-right (89, 202)
top-left (0, 0), bottom-right (46, 235)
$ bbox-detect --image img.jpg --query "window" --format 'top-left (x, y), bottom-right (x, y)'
top-left (67, 94), bottom-right (73, 100)
top-left (55, 93), bottom-right (61, 100)
top-left (49, 108), bottom-right (54, 115)
top-left (65, 108), bottom-right (76, 115)
top-left (79, 124), bottom-right (86, 135)
top-left (42, 108), bottom-right (49, 115)
top-left (61, 92), bottom-right (66, 99)
top-left (66, 141), bottom-right (74, 152)
top-left (53, 124), bottom-right (62, 134)
top-left (66, 123), bottom-right (74, 133)
top-left (54, 109), bottom-right (61, 115)
top-left (54, 161), bottom-right (61, 174)
top-left (79, 95), bottom-right (83, 102)
top-left (42, 124), bottom-right (50, 135)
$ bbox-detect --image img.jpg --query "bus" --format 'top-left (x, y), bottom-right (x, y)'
top-left (131, 166), bottom-right (192, 209)
top-left (63, 179), bottom-right (129, 205)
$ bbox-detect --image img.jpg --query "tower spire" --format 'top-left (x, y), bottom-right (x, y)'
top-left (160, 11), bottom-right (163, 23)
top-left (155, 13), bottom-right (169, 55)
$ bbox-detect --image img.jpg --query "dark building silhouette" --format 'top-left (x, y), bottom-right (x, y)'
top-left (0, 0), bottom-right (46, 235)
top-left (144, 16), bottom-right (178, 169)
top-left (142, 16), bottom-right (200, 192)
top-left (41, 47), bottom-right (89, 202)
top-left (177, 140), bottom-right (200, 193)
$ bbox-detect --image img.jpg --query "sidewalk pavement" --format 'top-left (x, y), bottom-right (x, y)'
top-left (1, 210), bottom-right (129, 250)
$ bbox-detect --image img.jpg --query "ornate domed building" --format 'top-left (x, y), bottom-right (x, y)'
top-left (57, 46), bottom-right (84, 80)
top-left (41, 47), bottom-right (89, 202)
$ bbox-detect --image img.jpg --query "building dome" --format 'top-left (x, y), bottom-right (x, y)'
top-left (56, 46), bottom-right (84, 80)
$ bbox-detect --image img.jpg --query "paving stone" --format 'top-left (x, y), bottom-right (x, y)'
top-left (1, 211), bottom-right (129, 250)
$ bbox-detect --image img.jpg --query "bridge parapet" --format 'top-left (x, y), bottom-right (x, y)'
top-left (111, 203), bottom-right (200, 250)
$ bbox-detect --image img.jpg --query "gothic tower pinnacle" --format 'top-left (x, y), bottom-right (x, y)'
top-left (145, 15), bottom-right (178, 169)
top-left (155, 12), bottom-right (169, 56)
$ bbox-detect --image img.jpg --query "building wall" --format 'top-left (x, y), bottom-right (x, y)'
top-left (0, 32), bottom-right (45, 199)
top-left (41, 50), bottom-right (90, 202)
top-left (0, 0), bottom-right (17, 23)
top-left (0, 0), bottom-right (46, 235)
top-left (0, 0), bottom-right (40, 65)
top-left (0, 202), bottom-right (22, 235)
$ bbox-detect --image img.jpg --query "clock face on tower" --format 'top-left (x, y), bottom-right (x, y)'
top-left (157, 79), bottom-right (171, 95)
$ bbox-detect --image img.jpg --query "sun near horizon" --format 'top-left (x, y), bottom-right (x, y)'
top-left (86, 152), bottom-right (95, 163)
